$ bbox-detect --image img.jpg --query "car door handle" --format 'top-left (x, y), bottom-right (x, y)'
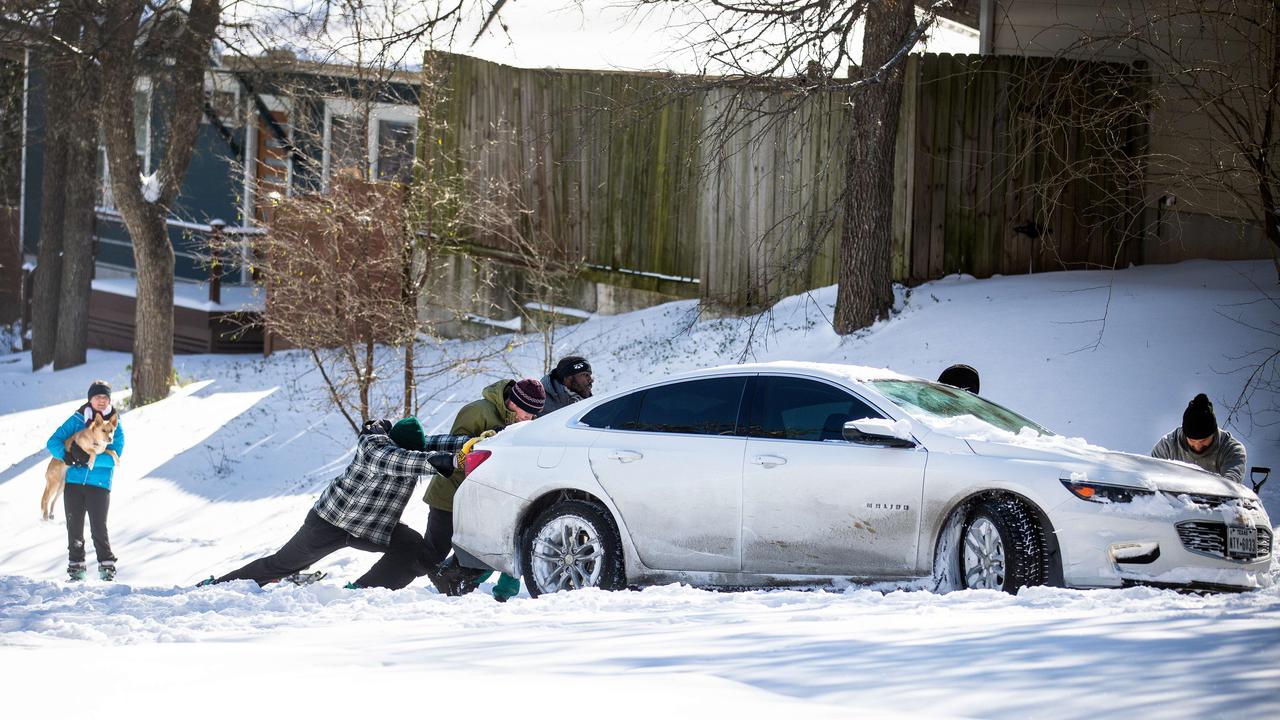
top-left (608, 450), bottom-right (643, 463)
top-left (750, 455), bottom-right (787, 468)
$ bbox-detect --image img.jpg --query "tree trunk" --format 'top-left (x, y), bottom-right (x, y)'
top-left (29, 15), bottom-right (77, 371)
top-left (130, 221), bottom-right (176, 397)
top-left (832, 0), bottom-right (916, 334)
top-left (99, 0), bottom-right (219, 405)
top-left (53, 49), bottom-right (101, 370)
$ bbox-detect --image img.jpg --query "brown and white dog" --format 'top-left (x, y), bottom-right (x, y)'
top-left (41, 414), bottom-right (119, 521)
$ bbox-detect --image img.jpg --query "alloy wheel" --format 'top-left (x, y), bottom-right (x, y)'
top-left (530, 514), bottom-right (604, 593)
top-left (962, 517), bottom-right (1007, 590)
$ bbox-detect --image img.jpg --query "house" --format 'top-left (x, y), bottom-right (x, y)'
top-left (16, 50), bottom-right (425, 352)
top-left (978, 0), bottom-right (1275, 263)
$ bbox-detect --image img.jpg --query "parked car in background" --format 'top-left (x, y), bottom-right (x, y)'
top-left (451, 362), bottom-right (1273, 596)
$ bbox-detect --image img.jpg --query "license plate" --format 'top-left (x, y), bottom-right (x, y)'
top-left (1227, 526), bottom-right (1257, 558)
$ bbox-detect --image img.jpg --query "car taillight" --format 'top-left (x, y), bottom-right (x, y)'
top-left (465, 449), bottom-right (492, 475)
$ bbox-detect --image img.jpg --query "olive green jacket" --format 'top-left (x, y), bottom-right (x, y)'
top-left (423, 380), bottom-right (516, 511)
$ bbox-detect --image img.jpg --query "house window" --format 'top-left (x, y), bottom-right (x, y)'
top-left (97, 87), bottom-right (151, 210)
top-left (322, 99), bottom-right (417, 189)
top-left (203, 88), bottom-right (242, 128)
top-left (376, 120), bottom-right (415, 183)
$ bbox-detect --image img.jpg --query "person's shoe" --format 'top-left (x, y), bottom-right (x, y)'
top-left (195, 576), bottom-right (217, 588)
top-left (343, 582), bottom-right (360, 590)
top-left (98, 562), bottom-right (117, 582)
top-left (67, 563), bottom-right (87, 582)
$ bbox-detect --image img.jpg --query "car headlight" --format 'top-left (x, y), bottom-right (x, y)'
top-left (1060, 478), bottom-right (1155, 504)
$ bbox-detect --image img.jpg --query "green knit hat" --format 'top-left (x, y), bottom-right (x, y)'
top-left (389, 417), bottom-right (427, 450)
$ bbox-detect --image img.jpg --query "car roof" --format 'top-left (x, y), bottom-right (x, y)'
top-left (667, 360), bottom-right (917, 386)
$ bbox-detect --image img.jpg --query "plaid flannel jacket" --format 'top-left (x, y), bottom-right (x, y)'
top-left (313, 432), bottom-right (469, 546)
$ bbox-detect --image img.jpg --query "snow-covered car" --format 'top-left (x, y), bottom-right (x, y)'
top-left (451, 362), bottom-right (1273, 596)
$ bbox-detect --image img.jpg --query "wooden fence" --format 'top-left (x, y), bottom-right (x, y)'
top-left (422, 52), bottom-right (1148, 309)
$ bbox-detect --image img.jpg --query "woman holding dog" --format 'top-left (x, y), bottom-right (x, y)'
top-left (46, 380), bottom-right (124, 582)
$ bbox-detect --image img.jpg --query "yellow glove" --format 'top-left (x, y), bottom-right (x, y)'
top-left (455, 430), bottom-right (497, 468)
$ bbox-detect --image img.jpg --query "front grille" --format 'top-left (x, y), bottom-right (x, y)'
top-left (1163, 492), bottom-right (1262, 513)
top-left (1176, 521), bottom-right (1273, 562)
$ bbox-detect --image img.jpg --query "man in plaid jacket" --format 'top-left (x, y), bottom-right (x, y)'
top-left (203, 417), bottom-right (467, 589)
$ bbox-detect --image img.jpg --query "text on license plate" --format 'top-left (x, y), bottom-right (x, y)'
top-left (1227, 526), bottom-right (1257, 557)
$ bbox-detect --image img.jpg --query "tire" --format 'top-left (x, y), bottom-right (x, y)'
top-left (521, 499), bottom-right (625, 598)
top-left (958, 497), bottom-right (1047, 594)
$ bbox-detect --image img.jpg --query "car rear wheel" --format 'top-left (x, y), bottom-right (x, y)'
top-left (521, 499), bottom-right (625, 598)
top-left (959, 497), bottom-right (1047, 594)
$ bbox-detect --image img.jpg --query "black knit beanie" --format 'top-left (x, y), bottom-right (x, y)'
top-left (87, 381), bottom-right (112, 401)
top-left (553, 356), bottom-right (591, 382)
top-left (937, 364), bottom-right (979, 394)
top-left (1182, 394), bottom-right (1217, 441)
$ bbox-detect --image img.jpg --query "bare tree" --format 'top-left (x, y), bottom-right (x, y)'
top-left (237, 179), bottom-right (417, 430)
top-left (4, 1), bottom-right (102, 369)
top-left (99, 0), bottom-right (220, 405)
top-left (630, 0), bottom-right (943, 333)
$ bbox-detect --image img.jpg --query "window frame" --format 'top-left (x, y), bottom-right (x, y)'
top-left (321, 98), bottom-right (418, 190)
top-left (744, 373), bottom-right (892, 444)
top-left (575, 374), bottom-right (753, 438)
top-left (96, 77), bottom-right (152, 212)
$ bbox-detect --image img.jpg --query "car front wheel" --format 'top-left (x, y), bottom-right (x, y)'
top-left (959, 497), bottom-right (1047, 594)
top-left (521, 499), bottom-right (625, 598)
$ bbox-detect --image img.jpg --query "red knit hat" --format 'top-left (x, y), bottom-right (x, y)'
top-left (506, 378), bottom-right (545, 415)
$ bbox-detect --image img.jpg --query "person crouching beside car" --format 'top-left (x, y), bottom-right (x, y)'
top-left (200, 418), bottom-right (467, 589)
top-left (539, 356), bottom-right (594, 417)
top-left (420, 378), bottom-right (545, 601)
top-left (1152, 393), bottom-right (1246, 485)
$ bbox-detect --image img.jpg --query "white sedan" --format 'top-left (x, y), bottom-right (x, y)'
top-left (451, 362), bottom-right (1273, 596)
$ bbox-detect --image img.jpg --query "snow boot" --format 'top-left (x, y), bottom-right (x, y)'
top-left (281, 571), bottom-right (325, 586)
top-left (67, 563), bottom-right (87, 582)
top-left (98, 562), bottom-right (116, 582)
top-left (195, 576), bottom-right (217, 588)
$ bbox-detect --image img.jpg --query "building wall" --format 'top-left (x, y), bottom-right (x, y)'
top-left (987, 0), bottom-right (1274, 261)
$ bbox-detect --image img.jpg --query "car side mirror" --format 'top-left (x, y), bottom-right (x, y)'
top-left (842, 419), bottom-right (917, 448)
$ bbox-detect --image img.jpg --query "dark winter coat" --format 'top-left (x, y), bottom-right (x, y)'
top-left (46, 411), bottom-right (125, 491)
top-left (1151, 428), bottom-right (1247, 485)
top-left (422, 380), bottom-right (515, 512)
top-left (315, 432), bottom-right (467, 546)
top-left (538, 373), bottom-right (583, 417)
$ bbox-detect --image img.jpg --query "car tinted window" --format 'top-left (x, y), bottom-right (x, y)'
top-left (748, 376), bottom-right (883, 441)
top-left (579, 392), bottom-right (642, 430)
top-left (631, 377), bottom-right (747, 436)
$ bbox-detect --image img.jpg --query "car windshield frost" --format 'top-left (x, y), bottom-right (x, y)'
top-left (867, 380), bottom-right (1051, 436)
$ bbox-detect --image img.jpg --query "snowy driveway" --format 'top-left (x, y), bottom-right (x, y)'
top-left (2, 576), bottom-right (1278, 719)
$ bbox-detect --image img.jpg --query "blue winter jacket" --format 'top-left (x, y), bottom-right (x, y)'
top-left (46, 411), bottom-right (125, 491)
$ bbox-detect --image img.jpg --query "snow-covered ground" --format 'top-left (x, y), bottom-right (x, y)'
top-left (2, 260), bottom-right (1278, 718)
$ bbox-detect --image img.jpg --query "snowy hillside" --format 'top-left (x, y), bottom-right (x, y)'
top-left (2, 259), bottom-right (1278, 719)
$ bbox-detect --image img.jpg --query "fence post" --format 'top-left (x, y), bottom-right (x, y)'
top-left (208, 219), bottom-right (225, 305)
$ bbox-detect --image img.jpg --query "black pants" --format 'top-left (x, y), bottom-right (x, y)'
top-left (65, 484), bottom-right (114, 565)
top-left (362, 506), bottom-right (454, 583)
top-left (215, 509), bottom-right (431, 589)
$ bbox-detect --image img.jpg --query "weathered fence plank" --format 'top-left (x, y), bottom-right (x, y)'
top-left (422, 52), bottom-right (1147, 312)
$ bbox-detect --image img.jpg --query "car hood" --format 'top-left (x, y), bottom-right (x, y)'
top-left (965, 437), bottom-right (1251, 498)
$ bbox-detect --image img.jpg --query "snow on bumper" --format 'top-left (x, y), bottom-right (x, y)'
top-left (1053, 497), bottom-right (1273, 590)
top-left (452, 479), bottom-right (528, 577)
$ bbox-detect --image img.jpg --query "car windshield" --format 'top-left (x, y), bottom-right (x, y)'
top-left (867, 380), bottom-right (1052, 436)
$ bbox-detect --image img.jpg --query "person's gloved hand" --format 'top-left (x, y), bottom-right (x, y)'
top-left (65, 443), bottom-right (91, 468)
top-left (427, 452), bottom-right (455, 477)
top-left (454, 430), bottom-right (497, 468)
top-left (360, 419), bottom-right (392, 437)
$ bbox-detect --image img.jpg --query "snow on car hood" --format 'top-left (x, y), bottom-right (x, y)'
top-left (929, 415), bottom-right (1249, 498)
